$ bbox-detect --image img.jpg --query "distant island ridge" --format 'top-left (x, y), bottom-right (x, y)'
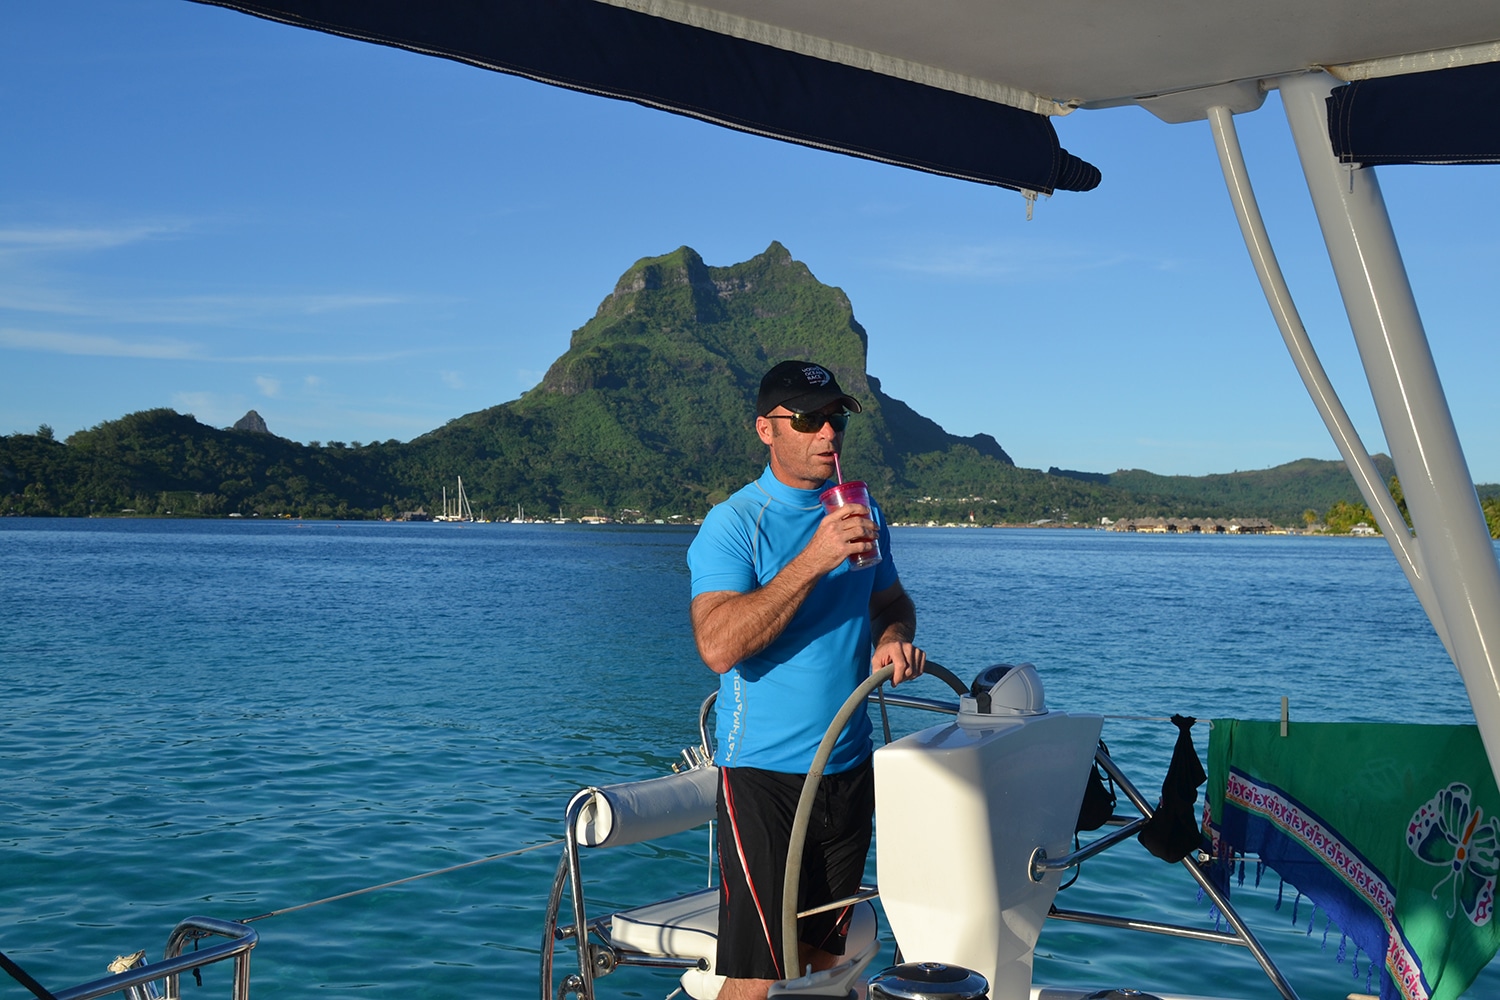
top-left (3, 242), bottom-right (1497, 536)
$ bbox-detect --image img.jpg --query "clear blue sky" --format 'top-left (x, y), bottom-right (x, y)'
top-left (3, 1), bottom-right (1496, 480)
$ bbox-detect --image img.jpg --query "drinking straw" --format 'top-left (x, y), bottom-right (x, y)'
top-left (833, 453), bottom-right (844, 485)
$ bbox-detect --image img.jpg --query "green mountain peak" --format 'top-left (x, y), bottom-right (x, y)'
top-left (501, 243), bottom-right (1006, 511)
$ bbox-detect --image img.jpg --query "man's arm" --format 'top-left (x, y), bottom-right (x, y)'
top-left (869, 580), bottom-right (925, 685)
top-left (691, 504), bottom-right (877, 673)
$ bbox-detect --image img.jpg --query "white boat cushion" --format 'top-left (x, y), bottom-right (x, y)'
top-left (610, 887), bottom-right (720, 961)
top-left (609, 888), bottom-right (878, 1000)
top-left (570, 766), bottom-right (719, 848)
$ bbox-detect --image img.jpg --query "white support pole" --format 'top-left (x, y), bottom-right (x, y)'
top-left (1280, 72), bottom-right (1500, 782)
top-left (1205, 104), bottom-right (1452, 661)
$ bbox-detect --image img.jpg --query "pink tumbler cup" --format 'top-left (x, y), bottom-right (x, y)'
top-left (819, 480), bottom-right (882, 570)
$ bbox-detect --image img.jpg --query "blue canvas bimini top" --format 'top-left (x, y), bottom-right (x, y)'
top-left (687, 466), bottom-right (898, 774)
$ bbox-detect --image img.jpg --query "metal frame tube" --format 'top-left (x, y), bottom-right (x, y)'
top-left (609, 954), bottom-right (707, 971)
top-left (698, 692), bottom-right (716, 758)
top-left (1029, 817), bottom-right (1147, 881)
top-left (1048, 907), bottom-right (1249, 946)
top-left (540, 852), bottom-right (570, 1000)
top-left (563, 797), bottom-right (596, 1000)
top-left (1205, 103), bottom-right (1453, 659)
top-left (871, 692), bottom-right (958, 715)
top-left (1280, 71), bottom-right (1500, 783)
top-left (163, 918), bottom-right (254, 1000)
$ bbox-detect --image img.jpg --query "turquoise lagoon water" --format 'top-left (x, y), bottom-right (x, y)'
top-left (2, 519), bottom-right (1497, 999)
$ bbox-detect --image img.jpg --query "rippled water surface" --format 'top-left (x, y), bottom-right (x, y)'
top-left (2, 520), bottom-right (1496, 998)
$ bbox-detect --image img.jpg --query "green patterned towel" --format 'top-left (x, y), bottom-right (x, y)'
top-left (1206, 721), bottom-right (1498, 1000)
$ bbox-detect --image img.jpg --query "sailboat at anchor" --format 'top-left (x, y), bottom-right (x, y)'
top-left (433, 477), bottom-right (475, 523)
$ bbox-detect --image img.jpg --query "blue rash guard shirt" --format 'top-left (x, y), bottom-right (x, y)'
top-left (687, 466), bottom-right (899, 775)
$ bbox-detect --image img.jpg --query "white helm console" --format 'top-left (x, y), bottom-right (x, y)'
top-left (876, 662), bottom-right (1101, 999)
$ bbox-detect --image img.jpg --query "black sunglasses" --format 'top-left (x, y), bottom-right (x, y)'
top-left (767, 410), bottom-right (850, 433)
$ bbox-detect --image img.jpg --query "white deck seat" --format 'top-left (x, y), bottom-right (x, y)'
top-left (610, 887), bottom-right (720, 962)
top-left (609, 888), bottom-right (879, 1000)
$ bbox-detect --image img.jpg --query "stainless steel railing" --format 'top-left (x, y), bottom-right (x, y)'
top-left (50, 916), bottom-right (256, 1000)
top-left (1032, 746), bottom-right (1299, 1000)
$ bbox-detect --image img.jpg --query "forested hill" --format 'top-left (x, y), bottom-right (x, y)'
top-left (3, 242), bottom-right (1496, 530)
top-left (1049, 457), bottom-right (1400, 524)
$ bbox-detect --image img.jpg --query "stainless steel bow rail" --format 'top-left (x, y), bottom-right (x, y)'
top-left (41, 917), bottom-right (257, 1000)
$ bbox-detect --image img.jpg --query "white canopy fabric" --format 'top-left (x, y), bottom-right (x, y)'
top-left (599, 0), bottom-right (1500, 111)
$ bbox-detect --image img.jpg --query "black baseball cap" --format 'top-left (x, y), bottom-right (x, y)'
top-left (756, 361), bottom-right (862, 417)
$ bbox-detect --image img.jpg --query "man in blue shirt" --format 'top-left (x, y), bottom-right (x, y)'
top-left (688, 360), bottom-right (925, 1000)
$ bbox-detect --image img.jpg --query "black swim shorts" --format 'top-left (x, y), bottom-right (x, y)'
top-left (714, 757), bottom-right (874, 982)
